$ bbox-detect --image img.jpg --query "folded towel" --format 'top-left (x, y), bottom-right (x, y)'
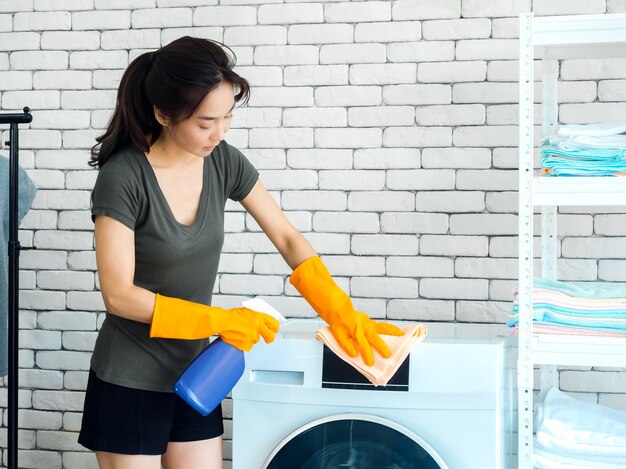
top-left (535, 388), bottom-right (626, 457)
top-left (509, 279), bottom-right (626, 333)
top-left (540, 153), bottom-right (626, 176)
top-left (533, 388), bottom-right (626, 468)
top-left (509, 312), bottom-right (626, 332)
top-left (542, 146), bottom-right (626, 160)
top-left (533, 278), bottom-right (626, 299)
top-left (530, 288), bottom-right (626, 307)
top-left (534, 446), bottom-right (626, 469)
top-left (537, 431), bottom-right (626, 459)
top-left (540, 142), bottom-right (626, 176)
top-left (558, 122), bottom-right (626, 138)
top-left (509, 324), bottom-right (626, 338)
top-left (316, 324), bottom-right (428, 386)
top-left (561, 134), bottom-right (626, 150)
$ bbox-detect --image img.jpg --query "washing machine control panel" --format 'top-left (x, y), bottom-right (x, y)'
top-left (321, 345), bottom-right (409, 392)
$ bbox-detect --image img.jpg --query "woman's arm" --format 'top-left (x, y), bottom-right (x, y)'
top-left (240, 180), bottom-right (316, 269)
top-left (95, 214), bottom-right (279, 345)
top-left (241, 179), bottom-right (403, 365)
top-left (94, 215), bottom-right (156, 323)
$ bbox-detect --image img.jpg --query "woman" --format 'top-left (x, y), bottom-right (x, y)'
top-left (79, 36), bottom-right (403, 469)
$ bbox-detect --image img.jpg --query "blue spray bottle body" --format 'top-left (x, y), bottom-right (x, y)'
top-left (173, 338), bottom-right (245, 416)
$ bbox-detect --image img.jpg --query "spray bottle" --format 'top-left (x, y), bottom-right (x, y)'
top-left (173, 298), bottom-right (286, 415)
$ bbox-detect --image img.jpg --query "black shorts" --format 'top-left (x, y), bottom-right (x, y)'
top-left (78, 369), bottom-right (224, 455)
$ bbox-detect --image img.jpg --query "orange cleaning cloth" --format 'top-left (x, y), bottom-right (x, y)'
top-left (316, 324), bottom-right (428, 387)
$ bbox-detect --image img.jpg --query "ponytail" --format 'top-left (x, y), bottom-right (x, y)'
top-left (90, 37), bottom-right (250, 168)
top-left (90, 53), bottom-right (156, 168)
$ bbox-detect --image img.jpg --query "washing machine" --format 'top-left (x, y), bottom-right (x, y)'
top-left (232, 319), bottom-right (517, 469)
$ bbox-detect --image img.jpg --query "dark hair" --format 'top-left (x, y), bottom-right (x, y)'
top-left (90, 36), bottom-right (250, 168)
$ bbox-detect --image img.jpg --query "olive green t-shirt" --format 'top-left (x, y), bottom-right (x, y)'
top-left (90, 141), bottom-right (258, 392)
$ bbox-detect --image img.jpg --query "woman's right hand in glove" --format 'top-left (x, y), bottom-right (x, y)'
top-left (149, 294), bottom-right (280, 351)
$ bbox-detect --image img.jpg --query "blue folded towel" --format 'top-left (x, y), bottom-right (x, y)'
top-left (541, 146), bottom-right (626, 160)
top-left (541, 145), bottom-right (626, 176)
top-left (533, 277), bottom-right (626, 299)
top-left (508, 316), bottom-right (626, 332)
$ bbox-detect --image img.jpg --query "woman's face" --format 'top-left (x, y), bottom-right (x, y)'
top-left (163, 81), bottom-right (235, 158)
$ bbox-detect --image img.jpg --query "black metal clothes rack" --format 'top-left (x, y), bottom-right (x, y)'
top-left (1, 107), bottom-right (32, 469)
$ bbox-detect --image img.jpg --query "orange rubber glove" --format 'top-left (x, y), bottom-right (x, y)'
top-left (150, 294), bottom-right (280, 352)
top-left (289, 256), bottom-right (403, 366)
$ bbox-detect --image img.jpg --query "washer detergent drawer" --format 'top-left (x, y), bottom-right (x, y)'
top-left (263, 414), bottom-right (447, 469)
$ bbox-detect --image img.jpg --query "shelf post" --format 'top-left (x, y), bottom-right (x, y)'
top-left (541, 58), bottom-right (559, 280)
top-left (518, 11), bottom-right (535, 467)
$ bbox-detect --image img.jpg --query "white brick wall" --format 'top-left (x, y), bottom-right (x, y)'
top-left (2, 1), bottom-right (626, 467)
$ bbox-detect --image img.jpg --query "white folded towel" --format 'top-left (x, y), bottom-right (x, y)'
top-left (533, 387), bottom-right (626, 467)
top-left (534, 446), bottom-right (626, 469)
top-left (558, 121), bottom-right (626, 137)
top-left (561, 134), bottom-right (626, 150)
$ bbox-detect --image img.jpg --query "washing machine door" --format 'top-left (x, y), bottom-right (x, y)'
top-left (262, 413), bottom-right (448, 469)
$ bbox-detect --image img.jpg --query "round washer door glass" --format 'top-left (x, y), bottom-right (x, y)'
top-left (264, 414), bottom-right (446, 469)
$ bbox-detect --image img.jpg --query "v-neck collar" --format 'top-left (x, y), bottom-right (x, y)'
top-left (137, 147), bottom-right (209, 234)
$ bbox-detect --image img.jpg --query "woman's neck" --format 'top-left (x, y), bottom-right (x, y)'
top-left (146, 134), bottom-right (197, 169)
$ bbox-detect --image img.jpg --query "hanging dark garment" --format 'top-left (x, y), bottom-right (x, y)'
top-left (0, 155), bottom-right (36, 376)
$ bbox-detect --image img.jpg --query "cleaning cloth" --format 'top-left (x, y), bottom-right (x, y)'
top-left (316, 324), bottom-right (428, 386)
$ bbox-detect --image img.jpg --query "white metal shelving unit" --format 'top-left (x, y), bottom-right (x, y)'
top-left (517, 12), bottom-right (626, 467)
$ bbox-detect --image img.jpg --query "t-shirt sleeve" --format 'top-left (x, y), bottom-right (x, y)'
top-left (225, 143), bottom-right (259, 202)
top-left (91, 161), bottom-right (142, 230)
